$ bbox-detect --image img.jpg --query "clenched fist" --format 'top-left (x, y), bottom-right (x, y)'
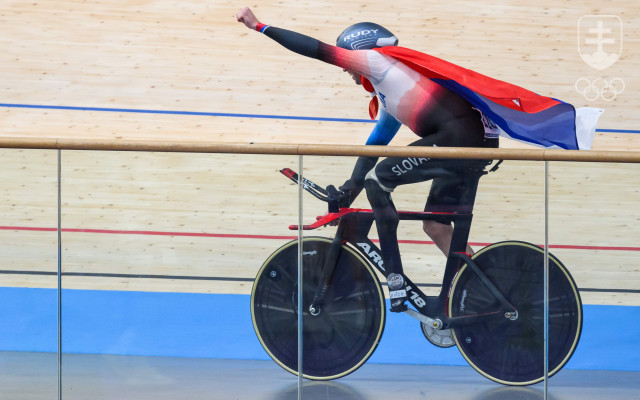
top-left (236, 7), bottom-right (260, 30)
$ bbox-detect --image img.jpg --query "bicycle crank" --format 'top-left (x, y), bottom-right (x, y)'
top-left (404, 308), bottom-right (441, 328)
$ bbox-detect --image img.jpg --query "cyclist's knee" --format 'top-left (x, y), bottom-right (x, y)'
top-left (364, 167), bottom-right (394, 194)
top-left (364, 174), bottom-right (399, 232)
top-left (364, 175), bottom-right (391, 209)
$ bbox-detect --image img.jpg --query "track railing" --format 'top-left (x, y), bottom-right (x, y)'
top-left (1, 137), bottom-right (640, 163)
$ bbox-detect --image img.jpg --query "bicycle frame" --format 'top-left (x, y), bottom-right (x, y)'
top-left (282, 167), bottom-right (515, 328)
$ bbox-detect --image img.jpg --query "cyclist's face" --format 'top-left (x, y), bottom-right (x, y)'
top-left (344, 69), bottom-right (361, 85)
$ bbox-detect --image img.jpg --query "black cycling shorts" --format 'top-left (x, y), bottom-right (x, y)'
top-left (370, 138), bottom-right (498, 224)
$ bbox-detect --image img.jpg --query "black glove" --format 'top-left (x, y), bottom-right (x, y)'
top-left (325, 185), bottom-right (342, 213)
top-left (336, 179), bottom-right (357, 207)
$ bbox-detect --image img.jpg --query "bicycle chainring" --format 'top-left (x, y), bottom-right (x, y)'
top-left (421, 322), bottom-right (456, 348)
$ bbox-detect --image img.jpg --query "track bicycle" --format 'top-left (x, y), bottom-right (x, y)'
top-left (251, 165), bottom-right (582, 385)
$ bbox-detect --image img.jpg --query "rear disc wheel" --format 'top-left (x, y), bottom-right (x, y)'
top-left (448, 241), bottom-right (582, 385)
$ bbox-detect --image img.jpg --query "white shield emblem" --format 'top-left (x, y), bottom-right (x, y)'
top-left (578, 15), bottom-right (622, 71)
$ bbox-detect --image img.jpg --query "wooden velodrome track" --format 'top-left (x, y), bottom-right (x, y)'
top-left (0, 0), bottom-right (638, 306)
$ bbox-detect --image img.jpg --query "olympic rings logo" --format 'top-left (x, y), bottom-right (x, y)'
top-left (575, 77), bottom-right (625, 102)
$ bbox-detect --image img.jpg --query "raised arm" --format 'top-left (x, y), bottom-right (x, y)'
top-left (235, 7), bottom-right (387, 79)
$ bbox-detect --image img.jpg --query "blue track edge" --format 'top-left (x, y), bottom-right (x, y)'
top-left (1, 288), bottom-right (638, 371)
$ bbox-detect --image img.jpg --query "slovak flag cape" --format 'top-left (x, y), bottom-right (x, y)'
top-left (375, 47), bottom-right (603, 150)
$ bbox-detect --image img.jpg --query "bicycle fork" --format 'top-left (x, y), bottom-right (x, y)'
top-left (307, 223), bottom-right (346, 316)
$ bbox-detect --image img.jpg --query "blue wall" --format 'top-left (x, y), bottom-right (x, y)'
top-left (1, 287), bottom-right (638, 371)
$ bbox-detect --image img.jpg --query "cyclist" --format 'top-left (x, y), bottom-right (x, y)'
top-left (236, 7), bottom-right (498, 312)
top-left (236, 7), bottom-right (574, 313)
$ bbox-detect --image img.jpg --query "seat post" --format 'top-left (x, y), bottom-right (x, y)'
top-left (458, 168), bottom-right (486, 214)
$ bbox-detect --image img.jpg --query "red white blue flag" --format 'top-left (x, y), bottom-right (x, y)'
top-left (376, 47), bottom-right (602, 150)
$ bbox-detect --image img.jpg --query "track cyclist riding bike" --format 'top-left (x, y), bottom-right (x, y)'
top-left (235, 7), bottom-right (600, 313)
top-left (236, 8), bottom-right (499, 313)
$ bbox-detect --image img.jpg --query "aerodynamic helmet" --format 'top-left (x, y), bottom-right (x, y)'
top-left (336, 22), bottom-right (398, 50)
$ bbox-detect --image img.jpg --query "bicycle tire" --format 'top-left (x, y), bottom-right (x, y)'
top-left (448, 241), bottom-right (582, 385)
top-left (251, 237), bottom-right (386, 380)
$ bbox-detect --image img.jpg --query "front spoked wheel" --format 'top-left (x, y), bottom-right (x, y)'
top-left (251, 237), bottom-right (386, 380)
top-left (448, 241), bottom-right (582, 385)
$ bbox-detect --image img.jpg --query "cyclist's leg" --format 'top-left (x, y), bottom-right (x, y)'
top-left (422, 176), bottom-right (475, 256)
top-left (363, 144), bottom-right (462, 311)
top-left (423, 175), bottom-right (480, 305)
top-left (364, 135), bottom-right (494, 312)
top-left (424, 219), bottom-right (471, 255)
top-left (363, 177), bottom-right (408, 312)
top-left (421, 136), bottom-right (497, 255)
